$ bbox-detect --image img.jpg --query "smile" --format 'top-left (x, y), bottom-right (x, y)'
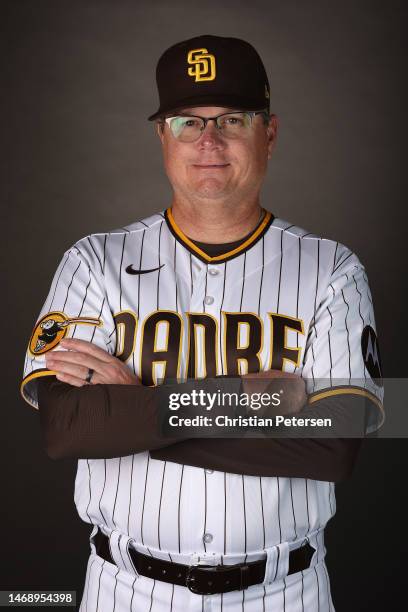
top-left (193, 164), bottom-right (230, 169)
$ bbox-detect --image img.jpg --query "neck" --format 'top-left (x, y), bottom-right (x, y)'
top-left (169, 198), bottom-right (264, 244)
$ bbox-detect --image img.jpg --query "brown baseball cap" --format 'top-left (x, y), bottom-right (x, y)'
top-left (148, 34), bottom-right (270, 121)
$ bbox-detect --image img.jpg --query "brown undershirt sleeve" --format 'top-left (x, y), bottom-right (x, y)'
top-left (37, 375), bottom-right (369, 481)
top-left (151, 437), bottom-right (363, 482)
top-left (36, 375), bottom-right (242, 460)
top-left (151, 392), bottom-right (367, 482)
top-left (37, 377), bottom-right (168, 460)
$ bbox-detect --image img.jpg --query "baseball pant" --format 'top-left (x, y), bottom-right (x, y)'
top-left (78, 529), bottom-right (335, 611)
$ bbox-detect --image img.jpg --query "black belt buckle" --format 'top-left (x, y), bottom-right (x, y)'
top-left (186, 564), bottom-right (221, 595)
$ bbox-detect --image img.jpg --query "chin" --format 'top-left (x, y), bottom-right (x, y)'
top-left (193, 178), bottom-right (229, 196)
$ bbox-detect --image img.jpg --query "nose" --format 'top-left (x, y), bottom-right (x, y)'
top-left (197, 119), bottom-right (225, 149)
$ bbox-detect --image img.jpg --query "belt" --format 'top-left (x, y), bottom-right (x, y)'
top-left (93, 529), bottom-right (315, 595)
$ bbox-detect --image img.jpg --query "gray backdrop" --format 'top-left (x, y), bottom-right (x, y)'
top-left (3, 1), bottom-right (407, 610)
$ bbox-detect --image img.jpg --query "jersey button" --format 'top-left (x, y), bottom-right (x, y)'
top-left (203, 533), bottom-right (213, 544)
top-left (204, 296), bottom-right (214, 305)
top-left (209, 268), bottom-right (219, 276)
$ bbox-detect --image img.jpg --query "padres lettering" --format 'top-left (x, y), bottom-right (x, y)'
top-left (187, 48), bottom-right (216, 82)
top-left (113, 309), bottom-right (304, 386)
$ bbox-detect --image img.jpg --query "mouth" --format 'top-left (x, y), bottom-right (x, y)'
top-left (192, 163), bottom-right (230, 169)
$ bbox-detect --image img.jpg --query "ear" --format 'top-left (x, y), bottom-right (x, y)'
top-left (266, 114), bottom-right (278, 159)
top-left (156, 121), bottom-right (165, 143)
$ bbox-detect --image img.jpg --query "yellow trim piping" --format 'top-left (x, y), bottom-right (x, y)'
top-left (308, 386), bottom-right (384, 415)
top-left (20, 369), bottom-right (57, 410)
top-left (166, 207), bottom-right (272, 262)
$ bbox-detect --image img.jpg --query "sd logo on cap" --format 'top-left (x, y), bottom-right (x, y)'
top-left (187, 48), bottom-right (216, 82)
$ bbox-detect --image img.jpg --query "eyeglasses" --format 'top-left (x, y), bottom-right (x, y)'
top-left (159, 110), bottom-right (270, 143)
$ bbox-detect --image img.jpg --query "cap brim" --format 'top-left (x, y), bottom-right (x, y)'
top-left (147, 94), bottom-right (269, 121)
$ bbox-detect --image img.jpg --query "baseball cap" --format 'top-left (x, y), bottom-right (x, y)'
top-left (148, 34), bottom-right (270, 121)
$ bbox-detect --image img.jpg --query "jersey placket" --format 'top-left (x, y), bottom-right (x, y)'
top-left (195, 261), bottom-right (225, 377)
top-left (182, 257), bottom-right (226, 554)
top-left (202, 263), bottom-right (223, 313)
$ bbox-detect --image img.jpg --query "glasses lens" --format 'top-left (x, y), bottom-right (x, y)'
top-left (217, 113), bottom-right (252, 138)
top-left (169, 116), bottom-right (204, 142)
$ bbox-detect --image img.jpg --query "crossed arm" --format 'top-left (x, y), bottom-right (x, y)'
top-left (37, 337), bottom-right (364, 481)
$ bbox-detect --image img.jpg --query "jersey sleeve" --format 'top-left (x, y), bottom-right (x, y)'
top-left (301, 247), bottom-right (384, 433)
top-left (21, 242), bottom-right (116, 410)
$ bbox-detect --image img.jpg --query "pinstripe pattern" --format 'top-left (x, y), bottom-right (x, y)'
top-left (44, 251), bottom-right (70, 313)
top-left (23, 210), bottom-right (383, 611)
top-left (309, 240), bottom-right (320, 389)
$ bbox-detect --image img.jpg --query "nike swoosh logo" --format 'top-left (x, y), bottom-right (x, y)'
top-left (125, 264), bottom-right (165, 275)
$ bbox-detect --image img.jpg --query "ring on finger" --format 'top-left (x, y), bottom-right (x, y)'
top-left (85, 368), bottom-right (95, 384)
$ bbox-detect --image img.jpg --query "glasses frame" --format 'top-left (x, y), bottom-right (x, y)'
top-left (159, 110), bottom-right (270, 141)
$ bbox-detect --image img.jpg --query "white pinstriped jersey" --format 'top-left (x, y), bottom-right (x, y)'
top-left (21, 208), bottom-right (384, 611)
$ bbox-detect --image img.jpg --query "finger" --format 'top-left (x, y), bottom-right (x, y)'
top-left (49, 360), bottom-right (90, 381)
top-left (59, 338), bottom-right (113, 363)
top-left (55, 371), bottom-right (90, 387)
top-left (46, 350), bottom-right (104, 371)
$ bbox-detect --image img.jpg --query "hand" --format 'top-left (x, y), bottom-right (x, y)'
top-left (241, 369), bottom-right (307, 416)
top-left (44, 338), bottom-right (141, 387)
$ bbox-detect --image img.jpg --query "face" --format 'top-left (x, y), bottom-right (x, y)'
top-left (156, 106), bottom-right (278, 203)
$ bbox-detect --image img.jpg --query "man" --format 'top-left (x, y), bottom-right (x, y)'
top-left (21, 35), bottom-right (384, 611)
